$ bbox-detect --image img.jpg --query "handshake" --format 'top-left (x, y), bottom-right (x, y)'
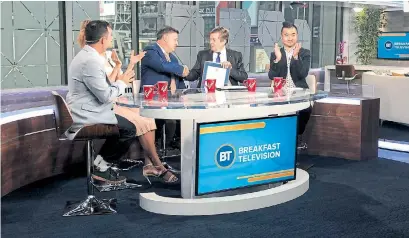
top-left (182, 65), bottom-right (190, 77)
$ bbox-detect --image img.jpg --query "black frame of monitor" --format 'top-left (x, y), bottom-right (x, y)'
top-left (194, 115), bottom-right (299, 196)
top-left (377, 31), bottom-right (409, 61)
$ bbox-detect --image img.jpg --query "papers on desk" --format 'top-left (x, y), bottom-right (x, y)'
top-left (203, 61), bottom-right (230, 89)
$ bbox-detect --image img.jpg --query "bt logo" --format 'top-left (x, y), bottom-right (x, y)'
top-left (385, 41), bottom-right (393, 50)
top-left (215, 144), bottom-right (235, 168)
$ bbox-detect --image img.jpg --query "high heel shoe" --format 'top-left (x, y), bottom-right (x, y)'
top-left (162, 162), bottom-right (180, 175)
top-left (142, 164), bottom-right (160, 185)
top-left (156, 168), bottom-right (180, 185)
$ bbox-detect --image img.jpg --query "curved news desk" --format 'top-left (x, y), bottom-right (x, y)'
top-left (0, 87), bottom-right (87, 196)
top-left (119, 87), bottom-right (327, 215)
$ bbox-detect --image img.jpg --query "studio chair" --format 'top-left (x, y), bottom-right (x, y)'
top-left (51, 91), bottom-right (140, 217)
top-left (335, 64), bottom-right (358, 95)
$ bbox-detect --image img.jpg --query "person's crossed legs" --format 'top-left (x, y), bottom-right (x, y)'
top-left (95, 115), bottom-right (178, 185)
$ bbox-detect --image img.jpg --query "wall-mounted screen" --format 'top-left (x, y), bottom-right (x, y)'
top-left (378, 32), bottom-right (409, 60)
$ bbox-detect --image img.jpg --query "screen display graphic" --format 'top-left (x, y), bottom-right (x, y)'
top-left (196, 116), bottom-right (298, 195)
top-left (378, 32), bottom-right (409, 60)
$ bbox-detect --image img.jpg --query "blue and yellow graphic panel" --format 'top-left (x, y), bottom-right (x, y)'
top-left (196, 116), bottom-right (297, 195)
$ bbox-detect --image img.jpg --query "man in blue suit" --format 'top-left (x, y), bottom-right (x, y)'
top-left (141, 26), bottom-right (189, 92)
top-left (141, 26), bottom-right (188, 158)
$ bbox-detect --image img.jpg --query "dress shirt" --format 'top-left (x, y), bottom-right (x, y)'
top-left (212, 47), bottom-right (227, 63)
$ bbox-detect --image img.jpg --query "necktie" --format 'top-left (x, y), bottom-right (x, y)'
top-left (216, 52), bottom-right (221, 63)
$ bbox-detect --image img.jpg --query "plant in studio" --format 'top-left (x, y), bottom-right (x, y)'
top-left (353, 7), bottom-right (387, 65)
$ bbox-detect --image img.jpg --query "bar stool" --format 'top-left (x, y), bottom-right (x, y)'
top-left (159, 123), bottom-right (181, 174)
top-left (52, 91), bottom-right (138, 216)
top-left (335, 64), bottom-right (358, 95)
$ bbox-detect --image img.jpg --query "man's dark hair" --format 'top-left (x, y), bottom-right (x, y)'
top-left (281, 21), bottom-right (298, 33)
top-left (85, 20), bottom-right (111, 45)
top-left (157, 26), bottom-right (179, 40)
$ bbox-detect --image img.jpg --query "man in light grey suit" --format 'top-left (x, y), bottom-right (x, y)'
top-left (66, 20), bottom-right (135, 184)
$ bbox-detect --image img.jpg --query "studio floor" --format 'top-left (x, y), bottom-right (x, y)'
top-left (2, 149), bottom-right (409, 238)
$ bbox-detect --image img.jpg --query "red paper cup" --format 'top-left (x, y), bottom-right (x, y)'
top-left (155, 81), bottom-right (168, 97)
top-left (244, 78), bottom-right (257, 92)
top-left (205, 79), bottom-right (216, 93)
top-left (143, 85), bottom-right (155, 100)
top-left (273, 77), bottom-right (286, 91)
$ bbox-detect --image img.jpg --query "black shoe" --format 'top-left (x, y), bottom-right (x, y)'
top-left (297, 136), bottom-right (308, 150)
top-left (163, 147), bottom-right (181, 157)
top-left (92, 167), bottom-right (126, 184)
top-left (170, 138), bottom-right (181, 150)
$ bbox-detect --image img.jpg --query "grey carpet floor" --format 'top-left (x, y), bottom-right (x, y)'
top-left (2, 155), bottom-right (409, 238)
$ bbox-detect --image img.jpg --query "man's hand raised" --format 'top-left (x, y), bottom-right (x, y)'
top-left (274, 43), bottom-right (282, 62)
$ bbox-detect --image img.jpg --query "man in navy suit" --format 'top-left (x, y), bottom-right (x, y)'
top-left (141, 26), bottom-right (189, 91)
top-left (141, 26), bottom-right (188, 156)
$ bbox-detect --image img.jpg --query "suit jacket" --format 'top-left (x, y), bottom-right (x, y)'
top-left (185, 49), bottom-right (248, 88)
top-left (268, 47), bottom-right (311, 89)
top-left (66, 45), bottom-right (126, 129)
top-left (140, 43), bottom-right (186, 92)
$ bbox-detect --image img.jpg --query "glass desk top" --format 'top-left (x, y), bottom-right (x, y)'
top-left (117, 87), bottom-right (328, 109)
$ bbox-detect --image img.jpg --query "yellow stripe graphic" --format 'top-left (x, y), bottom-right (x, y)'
top-left (380, 33), bottom-right (406, 37)
top-left (236, 169), bottom-right (294, 180)
top-left (247, 171), bottom-right (294, 183)
top-left (200, 122), bottom-right (266, 134)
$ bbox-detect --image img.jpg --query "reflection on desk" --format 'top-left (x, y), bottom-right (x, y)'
top-left (118, 87), bottom-right (327, 110)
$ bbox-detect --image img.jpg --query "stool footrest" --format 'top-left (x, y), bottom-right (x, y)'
top-left (162, 154), bottom-right (181, 159)
top-left (297, 143), bottom-right (308, 151)
top-left (110, 160), bottom-right (143, 171)
top-left (92, 180), bottom-right (142, 192)
top-left (63, 195), bottom-right (116, 216)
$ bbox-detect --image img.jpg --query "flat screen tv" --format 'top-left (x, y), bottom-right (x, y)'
top-left (377, 32), bottom-right (409, 60)
top-left (195, 116), bottom-right (298, 196)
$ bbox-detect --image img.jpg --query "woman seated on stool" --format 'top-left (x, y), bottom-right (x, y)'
top-left (78, 20), bottom-right (178, 185)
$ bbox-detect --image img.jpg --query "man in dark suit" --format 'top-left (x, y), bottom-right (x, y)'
top-left (141, 26), bottom-right (188, 162)
top-left (184, 26), bottom-right (248, 87)
top-left (141, 26), bottom-right (189, 91)
top-left (268, 23), bottom-right (311, 89)
top-left (268, 22), bottom-right (312, 145)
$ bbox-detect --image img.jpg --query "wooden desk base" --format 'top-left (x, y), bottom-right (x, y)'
top-left (303, 98), bottom-right (380, 160)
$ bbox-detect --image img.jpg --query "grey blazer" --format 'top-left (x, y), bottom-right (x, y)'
top-left (66, 45), bottom-right (126, 129)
